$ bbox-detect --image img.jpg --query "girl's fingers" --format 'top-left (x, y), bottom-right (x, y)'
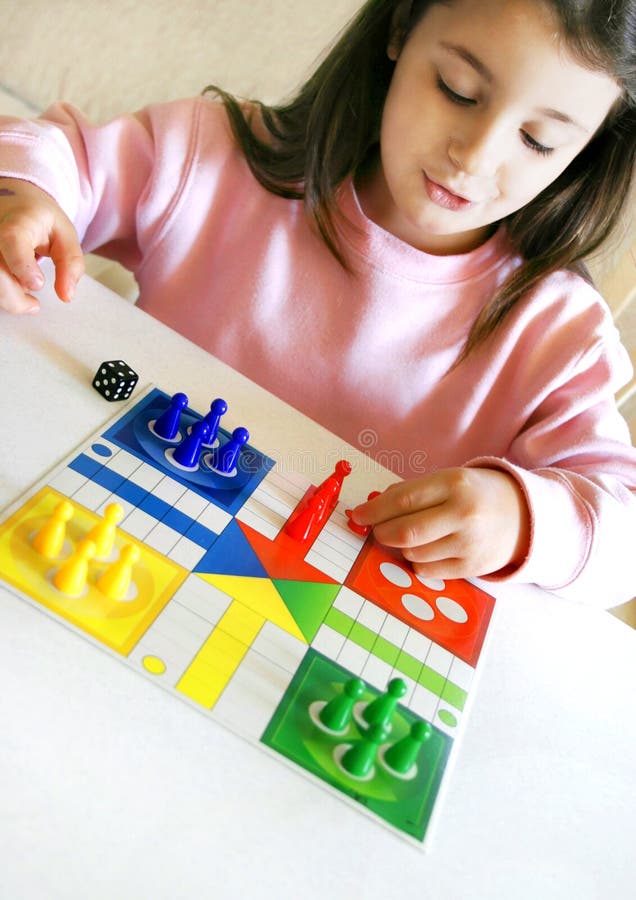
top-left (372, 505), bottom-right (455, 549)
top-left (352, 476), bottom-right (450, 526)
top-left (401, 533), bottom-right (460, 564)
top-left (0, 222), bottom-right (46, 291)
top-left (410, 556), bottom-right (470, 581)
top-left (0, 267), bottom-right (40, 313)
top-left (49, 230), bottom-right (84, 302)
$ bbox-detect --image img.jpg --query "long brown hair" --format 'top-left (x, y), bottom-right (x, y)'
top-left (205, 0), bottom-right (636, 356)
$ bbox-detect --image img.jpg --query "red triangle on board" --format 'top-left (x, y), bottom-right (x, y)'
top-left (237, 520), bottom-right (338, 585)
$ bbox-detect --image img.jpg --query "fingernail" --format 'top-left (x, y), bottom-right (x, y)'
top-left (23, 305), bottom-right (40, 315)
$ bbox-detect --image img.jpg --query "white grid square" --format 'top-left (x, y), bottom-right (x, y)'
top-left (196, 502), bottom-right (233, 535)
top-left (212, 649), bottom-right (296, 740)
top-left (153, 602), bottom-right (215, 647)
top-left (234, 505), bottom-right (280, 539)
top-left (167, 536), bottom-right (206, 570)
top-left (358, 600), bottom-right (387, 633)
top-left (245, 498), bottom-right (287, 528)
top-left (333, 586), bottom-right (365, 619)
top-left (120, 507), bottom-right (156, 541)
top-left (311, 624), bottom-right (346, 658)
top-left (304, 548), bottom-right (349, 582)
top-left (173, 490), bottom-right (208, 519)
top-left (50, 467), bottom-right (87, 497)
top-left (132, 462), bottom-right (165, 492)
top-left (310, 538), bottom-right (355, 573)
top-left (402, 629), bottom-right (432, 661)
top-left (153, 476), bottom-right (187, 505)
top-left (449, 657), bottom-right (475, 690)
top-left (337, 640), bottom-right (369, 676)
top-left (72, 481), bottom-right (112, 511)
top-left (409, 683), bottom-right (438, 720)
top-left (105, 450), bottom-right (143, 477)
top-left (145, 521), bottom-right (181, 555)
top-left (251, 622), bottom-right (307, 673)
top-left (425, 643), bottom-right (454, 677)
top-left (361, 654), bottom-right (393, 690)
top-left (380, 614), bottom-right (409, 647)
top-left (251, 487), bottom-right (294, 519)
top-left (174, 575), bottom-right (232, 624)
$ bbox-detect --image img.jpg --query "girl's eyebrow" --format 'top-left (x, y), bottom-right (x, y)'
top-left (439, 41), bottom-right (588, 132)
top-left (440, 42), bottom-right (493, 83)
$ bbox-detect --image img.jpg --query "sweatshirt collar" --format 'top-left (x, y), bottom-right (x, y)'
top-left (337, 178), bottom-right (514, 284)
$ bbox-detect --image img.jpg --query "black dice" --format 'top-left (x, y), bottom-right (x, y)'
top-left (92, 360), bottom-right (139, 401)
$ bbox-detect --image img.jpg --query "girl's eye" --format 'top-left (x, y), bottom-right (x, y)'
top-left (521, 131), bottom-right (554, 156)
top-left (436, 75), bottom-right (476, 107)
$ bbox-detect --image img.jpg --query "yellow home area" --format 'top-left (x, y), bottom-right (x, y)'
top-left (0, 487), bottom-right (188, 655)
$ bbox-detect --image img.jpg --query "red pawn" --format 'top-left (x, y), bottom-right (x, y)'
top-left (345, 490), bottom-right (381, 536)
top-left (284, 460), bottom-right (352, 542)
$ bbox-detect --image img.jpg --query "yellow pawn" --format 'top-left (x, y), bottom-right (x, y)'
top-left (96, 543), bottom-right (140, 602)
top-left (32, 499), bottom-right (74, 559)
top-left (53, 538), bottom-right (96, 596)
top-left (87, 502), bottom-right (124, 559)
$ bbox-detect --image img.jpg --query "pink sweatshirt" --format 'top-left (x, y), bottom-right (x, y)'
top-left (0, 97), bottom-right (634, 604)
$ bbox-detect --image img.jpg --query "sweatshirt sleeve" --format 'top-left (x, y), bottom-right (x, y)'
top-left (467, 281), bottom-right (636, 607)
top-left (0, 98), bottom-right (206, 272)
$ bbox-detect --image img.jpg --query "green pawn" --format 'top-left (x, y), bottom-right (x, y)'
top-left (361, 677), bottom-right (408, 730)
top-left (318, 677), bottom-right (366, 733)
top-left (340, 723), bottom-right (389, 779)
top-left (383, 720), bottom-right (432, 777)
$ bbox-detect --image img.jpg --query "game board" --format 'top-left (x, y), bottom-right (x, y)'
top-left (0, 386), bottom-right (496, 848)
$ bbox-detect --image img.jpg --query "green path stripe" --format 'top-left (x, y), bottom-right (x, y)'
top-left (371, 635), bottom-right (400, 667)
top-left (319, 606), bottom-right (468, 712)
top-left (324, 606), bottom-right (353, 635)
top-left (441, 680), bottom-right (467, 711)
top-left (349, 621), bottom-right (376, 652)
top-left (395, 649), bottom-right (423, 681)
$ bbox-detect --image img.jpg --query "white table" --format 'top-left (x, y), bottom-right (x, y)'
top-left (1, 274), bottom-right (635, 900)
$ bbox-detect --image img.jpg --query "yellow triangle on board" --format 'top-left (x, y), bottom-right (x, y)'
top-left (196, 573), bottom-right (307, 644)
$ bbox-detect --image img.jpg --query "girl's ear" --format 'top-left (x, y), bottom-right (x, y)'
top-left (388, 0), bottom-right (415, 60)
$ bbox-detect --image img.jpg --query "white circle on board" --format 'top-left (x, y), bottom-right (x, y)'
top-left (401, 593), bottom-right (435, 621)
top-left (379, 561), bottom-right (412, 588)
top-left (435, 596), bottom-right (469, 623)
top-left (415, 575), bottom-right (446, 591)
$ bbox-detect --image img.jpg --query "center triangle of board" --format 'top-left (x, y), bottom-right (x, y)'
top-left (237, 520), bottom-right (337, 584)
top-left (195, 573), bottom-right (307, 643)
top-left (272, 579), bottom-right (342, 643)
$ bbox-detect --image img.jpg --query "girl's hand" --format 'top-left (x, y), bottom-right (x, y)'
top-left (350, 467), bottom-right (531, 580)
top-left (0, 177), bottom-right (84, 314)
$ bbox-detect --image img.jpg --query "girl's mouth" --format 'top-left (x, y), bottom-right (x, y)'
top-left (423, 172), bottom-right (474, 211)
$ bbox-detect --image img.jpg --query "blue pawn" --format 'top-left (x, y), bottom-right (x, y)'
top-left (211, 427), bottom-right (249, 473)
top-left (203, 398), bottom-right (228, 446)
top-left (153, 392), bottom-right (188, 440)
top-left (172, 420), bottom-right (209, 469)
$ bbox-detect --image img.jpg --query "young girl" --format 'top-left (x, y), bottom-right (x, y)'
top-left (0, 0), bottom-right (634, 605)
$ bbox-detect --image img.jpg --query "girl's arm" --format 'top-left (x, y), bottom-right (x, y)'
top-left (0, 99), bottom-right (204, 312)
top-left (0, 176), bottom-right (84, 313)
top-left (353, 317), bottom-right (636, 607)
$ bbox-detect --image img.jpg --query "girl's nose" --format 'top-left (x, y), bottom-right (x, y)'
top-left (448, 117), bottom-right (505, 179)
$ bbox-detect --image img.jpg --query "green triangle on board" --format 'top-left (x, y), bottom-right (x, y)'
top-left (273, 579), bottom-right (342, 643)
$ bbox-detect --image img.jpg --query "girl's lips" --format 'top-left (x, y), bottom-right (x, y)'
top-left (423, 172), bottom-right (474, 211)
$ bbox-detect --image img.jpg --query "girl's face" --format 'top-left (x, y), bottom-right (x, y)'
top-left (360, 0), bottom-right (622, 255)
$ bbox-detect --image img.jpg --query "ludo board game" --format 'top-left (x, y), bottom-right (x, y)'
top-left (0, 384), bottom-right (496, 848)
